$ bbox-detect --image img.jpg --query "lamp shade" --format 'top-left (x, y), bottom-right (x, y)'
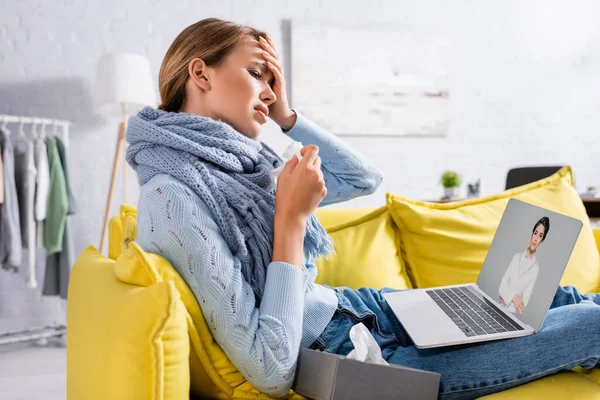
top-left (93, 52), bottom-right (156, 117)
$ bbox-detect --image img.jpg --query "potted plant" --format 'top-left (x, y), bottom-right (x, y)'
top-left (440, 170), bottom-right (461, 199)
top-left (581, 185), bottom-right (598, 198)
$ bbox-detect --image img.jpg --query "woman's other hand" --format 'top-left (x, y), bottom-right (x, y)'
top-left (274, 145), bottom-right (326, 224)
top-left (272, 145), bottom-right (326, 267)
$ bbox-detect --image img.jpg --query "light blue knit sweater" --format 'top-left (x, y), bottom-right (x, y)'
top-left (135, 111), bottom-right (383, 397)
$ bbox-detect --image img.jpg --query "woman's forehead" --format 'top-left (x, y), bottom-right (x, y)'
top-left (236, 37), bottom-right (261, 56)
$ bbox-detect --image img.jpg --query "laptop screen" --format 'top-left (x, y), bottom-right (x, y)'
top-left (476, 198), bottom-right (583, 332)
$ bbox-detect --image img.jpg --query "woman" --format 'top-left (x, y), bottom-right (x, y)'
top-left (126, 18), bottom-right (600, 400)
top-left (498, 217), bottom-right (548, 315)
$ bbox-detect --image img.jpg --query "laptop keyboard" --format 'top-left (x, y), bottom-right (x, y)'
top-left (425, 286), bottom-right (524, 337)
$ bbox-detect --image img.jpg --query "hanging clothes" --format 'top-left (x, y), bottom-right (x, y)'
top-left (56, 136), bottom-right (76, 215)
top-left (14, 132), bottom-right (36, 248)
top-left (43, 136), bottom-right (68, 255)
top-left (0, 127), bottom-right (23, 271)
top-left (43, 136), bottom-right (76, 299)
top-left (14, 131), bottom-right (38, 287)
top-left (33, 136), bottom-right (50, 248)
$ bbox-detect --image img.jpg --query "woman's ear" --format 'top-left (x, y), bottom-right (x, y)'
top-left (188, 58), bottom-right (211, 91)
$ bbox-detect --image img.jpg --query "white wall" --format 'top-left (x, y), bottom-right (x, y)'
top-left (2, 0), bottom-right (600, 331)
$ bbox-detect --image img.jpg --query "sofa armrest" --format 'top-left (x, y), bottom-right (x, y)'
top-left (67, 246), bottom-right (190, 400)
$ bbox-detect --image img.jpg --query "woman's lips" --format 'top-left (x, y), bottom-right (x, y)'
top-left (255, 109), bottom-right (268, 123)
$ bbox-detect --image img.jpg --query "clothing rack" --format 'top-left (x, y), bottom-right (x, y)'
top-left (0, 114), bottom-right (72, 145)
top-left (0, 113), bottom-right (71, 346)
top-left (0, 115), bottom-right (71, 126)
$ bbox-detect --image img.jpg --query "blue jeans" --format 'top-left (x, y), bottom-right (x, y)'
top-left (309, 285), bottom-right (600, 399)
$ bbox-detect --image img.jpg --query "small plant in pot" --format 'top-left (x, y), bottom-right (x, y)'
top-left (440, 170), bottom-right (461, 200)
top-left (581, 185), bottom-right (598, 198)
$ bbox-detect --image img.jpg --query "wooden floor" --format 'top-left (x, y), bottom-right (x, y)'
top-left (0, 340), bottom-right (66, 400)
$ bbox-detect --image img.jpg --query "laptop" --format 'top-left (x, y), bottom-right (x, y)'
top-left (383, 198), bottom-right (583, 349)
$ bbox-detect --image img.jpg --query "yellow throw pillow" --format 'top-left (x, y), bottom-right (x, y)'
top-left (386, 166), bottom-right (600, 293)
top-left (67, 246), bottom-right (189, 400)
top-left (314, 206), bottom-right (413, 290)
top-left (113, 211), bottom-right (306, 400)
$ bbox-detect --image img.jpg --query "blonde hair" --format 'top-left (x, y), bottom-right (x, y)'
top-left (158, 18), bottom-right (268, 112)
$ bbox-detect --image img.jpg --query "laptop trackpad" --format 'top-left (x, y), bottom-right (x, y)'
top-left (385, 290), bottom-right (465, 348)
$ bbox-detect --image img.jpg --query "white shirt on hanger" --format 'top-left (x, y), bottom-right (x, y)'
top-left (34, 137), bottom-right (50, 247)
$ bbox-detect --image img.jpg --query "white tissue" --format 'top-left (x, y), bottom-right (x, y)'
top-left (269, 140), bottom-right (303, 186)
top-left (282, 140), bottom-right (303, 162)
top-left (346, 322), bottom-right (390, 366)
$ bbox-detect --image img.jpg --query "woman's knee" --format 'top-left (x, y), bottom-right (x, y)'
top-left (569, 303), bottom-right (600, 367)
top-left (578, 301), bottom-right (600, 326)
top-left (546, 303), bottom-right (600, 342)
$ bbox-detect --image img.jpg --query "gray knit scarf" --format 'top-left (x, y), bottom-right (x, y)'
top-left (126, 106), bottom-right (333, 303)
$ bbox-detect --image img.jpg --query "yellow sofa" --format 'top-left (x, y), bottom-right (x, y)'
top-left (67, 168), bottom-right (600, 399)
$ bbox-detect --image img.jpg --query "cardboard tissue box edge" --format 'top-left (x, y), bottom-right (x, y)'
top-left (292, 348), bottom-right (441, 400)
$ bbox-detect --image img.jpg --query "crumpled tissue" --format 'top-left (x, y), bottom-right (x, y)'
top-left (269, 140), bottom-right (304, 186)
top-left (346, 322), bottom-right (390, 366)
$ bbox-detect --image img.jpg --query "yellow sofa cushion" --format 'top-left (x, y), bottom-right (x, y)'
top-left (113, 212), bottom-right (305, 399)
top-left (67, 246), bottom-right (190, 400)
top-left (314, 207), bottom-right (375, 229)
top-left (314, 205), bottom-right (413, 290)
top-left (574, 366), bottom-right (600, 386)
top-left (386, 166), bottom-right (600, 293)
top-left (479, 370), bottom-right (600, 399)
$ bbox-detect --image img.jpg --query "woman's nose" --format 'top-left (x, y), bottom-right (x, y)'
top-left (262, 86), bottom-right (277, 105)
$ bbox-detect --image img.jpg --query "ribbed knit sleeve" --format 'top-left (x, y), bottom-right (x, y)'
top-left (136, 175), bottom-right (310, 397)
top-left (284, 110), bottom-right (384, 206)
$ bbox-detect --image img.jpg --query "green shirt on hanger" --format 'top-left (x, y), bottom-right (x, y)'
top-left (44, 136), bottom-right (68, 255)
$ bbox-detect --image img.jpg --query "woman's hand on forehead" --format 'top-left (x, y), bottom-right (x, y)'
top-left (258, 34), bottom-right (296, 131)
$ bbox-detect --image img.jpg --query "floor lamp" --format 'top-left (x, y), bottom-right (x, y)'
top-left (93, 52), bottom-right (156, 254)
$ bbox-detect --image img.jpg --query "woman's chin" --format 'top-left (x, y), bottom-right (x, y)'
top-left (246, 122), bottom-right (262, 138)
top-left (236, 125), bottom-right (261, 139)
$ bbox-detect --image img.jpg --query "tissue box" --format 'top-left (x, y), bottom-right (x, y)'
top-left (292, 348), bottom-right (440, 400)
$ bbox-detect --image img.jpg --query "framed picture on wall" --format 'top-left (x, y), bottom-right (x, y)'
top-left (283, 19), bottom-right (451, 137)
